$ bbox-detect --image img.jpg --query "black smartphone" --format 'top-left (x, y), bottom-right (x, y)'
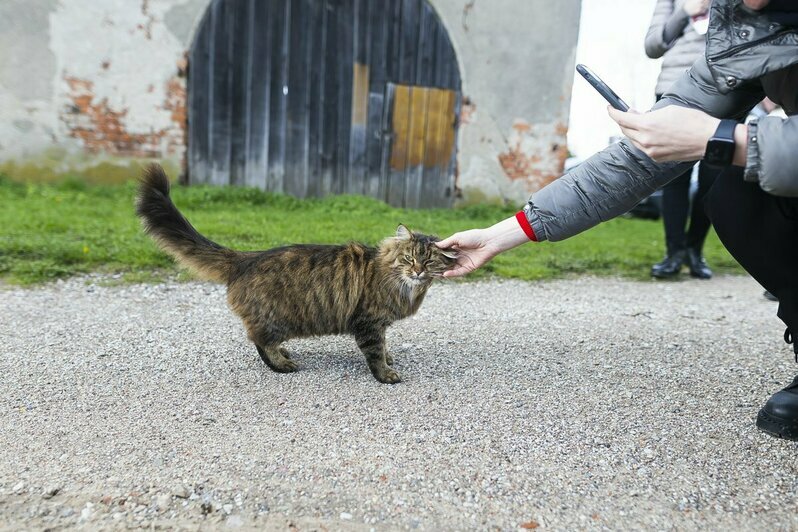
top-left (576, 64), bottom-right (630, 112)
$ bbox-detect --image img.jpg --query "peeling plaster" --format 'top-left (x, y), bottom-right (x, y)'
top-left (432, 0), bottom-right (581, 204)
top-left (461, 0), bottom-right (476, 32)
top-left (0, 0), bottom-right (201, 178)
top-left (497, 119), bottom-right (568, 190)
top-left (460, 96), bottom-right (476, 125)
top-left (0, 0), bottom-right (581, 203)
top-left (139, 0), bottom-right (155, 39)
top-left (61, 74), bottom-right (185, 158)
top-left (46, 1), bottom-right (187, 166)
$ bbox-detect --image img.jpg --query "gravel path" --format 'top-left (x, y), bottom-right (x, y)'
top-left (2, 275), bottom-right (797, 531)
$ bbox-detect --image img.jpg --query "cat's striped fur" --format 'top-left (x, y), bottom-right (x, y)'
top-left (135, 164), bottom-right (456, 383)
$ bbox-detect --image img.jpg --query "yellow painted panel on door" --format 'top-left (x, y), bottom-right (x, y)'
top-left (351, 63), bottom-right (369, 127)
top-left (390, 84), bottom-right (456, 171)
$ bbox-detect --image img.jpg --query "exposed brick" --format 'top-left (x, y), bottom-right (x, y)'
top-left (498, 120), bottom-right (569, 191)
top-left (62, 72), bottom-right (187, 160)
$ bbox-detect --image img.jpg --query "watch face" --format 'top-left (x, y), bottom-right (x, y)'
top-left (704, 139), bottom-right (735, 167)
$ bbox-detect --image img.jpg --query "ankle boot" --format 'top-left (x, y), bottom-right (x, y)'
top-left (651, 249), bottom-right (685, 278)
top-left (757, 375), bottom-right (798, 440)
top-left (686, 248), bottom-right (712, 279)
top-left (756, 329), bottom-right (798, 440)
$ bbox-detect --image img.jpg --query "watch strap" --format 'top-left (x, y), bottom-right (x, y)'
top-left (713, 119), bottom-right (737, 141)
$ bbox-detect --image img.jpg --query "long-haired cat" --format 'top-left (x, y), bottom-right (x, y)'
top-left (135, 164), bottom-right (456, 383)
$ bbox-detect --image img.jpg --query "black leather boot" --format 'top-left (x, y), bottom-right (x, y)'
top-left (686, 248), bottom-right (712, 279)
top-left (756, 329), bottom-right (798, 440)
top-left (651, 249), bottom-right (685, 278)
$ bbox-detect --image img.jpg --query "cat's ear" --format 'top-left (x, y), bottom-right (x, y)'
top-left (395, 224), bottom-right (412, 240)
top-left (439, 248), bottom-right (458, 260)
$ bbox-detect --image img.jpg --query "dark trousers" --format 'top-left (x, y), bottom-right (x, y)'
top-left (705, 167), bottom-right (798, 336)
top-left (661, 162), bottom-right (720, 254)
top-left (654, 92), bottom-right (722, 255)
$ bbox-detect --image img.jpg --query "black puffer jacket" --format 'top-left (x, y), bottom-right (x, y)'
top-left (524, 0), bottom-right (798, 242)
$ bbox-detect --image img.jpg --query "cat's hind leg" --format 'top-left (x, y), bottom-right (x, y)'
top-left (255, 344), bottom-right (298, 373)
top-left (353, 326), bottom-right (400, 384)
top-left (248, 326), bottom-right (297, 373)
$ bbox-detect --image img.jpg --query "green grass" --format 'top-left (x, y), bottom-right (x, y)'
top-left (0, 175), bottom-right (742, 285)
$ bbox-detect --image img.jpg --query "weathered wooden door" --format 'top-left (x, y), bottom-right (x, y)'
top-left (187, 0), bottom-right (461, 207)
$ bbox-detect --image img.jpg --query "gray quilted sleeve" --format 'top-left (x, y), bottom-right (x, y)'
top-left (744, 116), bottom-right (798, 197)
top-left (524, 58), bottom-right (763, 242)
top-left (525, 142), bottom-right (691, 242)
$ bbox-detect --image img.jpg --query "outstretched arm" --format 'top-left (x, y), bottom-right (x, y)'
top-left (438, 57), bottom-right (763, 277)
top-left (524, 57), bottom-right (762, 243)
top-left (435, 216), bottom-right (531, 278)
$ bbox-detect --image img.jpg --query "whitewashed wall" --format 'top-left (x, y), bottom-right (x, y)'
top-left (0, 0), bottom-right (582, 204)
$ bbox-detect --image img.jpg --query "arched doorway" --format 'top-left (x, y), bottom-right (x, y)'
top-left (187, 0), bottom-right (461, 208)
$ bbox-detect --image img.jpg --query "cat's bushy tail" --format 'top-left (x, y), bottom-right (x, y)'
top-left (136, 164), bottom-right (238, 284)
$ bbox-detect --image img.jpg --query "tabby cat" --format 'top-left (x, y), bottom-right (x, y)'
top-left (135, 164), bottom-right (456, 383)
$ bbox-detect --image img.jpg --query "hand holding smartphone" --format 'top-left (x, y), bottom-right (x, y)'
top-left (576, 64), bottom-right (630, 112)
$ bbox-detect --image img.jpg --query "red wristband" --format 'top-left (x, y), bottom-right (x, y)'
top-left (515, 211), bottom-right (537, 241)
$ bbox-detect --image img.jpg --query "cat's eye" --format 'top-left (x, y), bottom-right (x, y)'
top-left (404, 254), bottom-right (413, 262)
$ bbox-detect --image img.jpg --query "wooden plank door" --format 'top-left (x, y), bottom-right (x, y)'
top-left (187, 0), bottom-right (461, 208)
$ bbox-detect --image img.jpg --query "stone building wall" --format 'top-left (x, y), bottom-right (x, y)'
top-left (0, 0), bottom-right (581, 203)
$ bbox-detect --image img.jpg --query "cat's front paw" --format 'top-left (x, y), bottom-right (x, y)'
top-left (385, 353), bottom-right (394, 366)
top-left (372, 365), bottom-right (401, 384)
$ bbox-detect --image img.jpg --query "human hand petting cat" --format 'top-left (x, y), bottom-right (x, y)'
top-left (435, 216), bottom-right (530, 277)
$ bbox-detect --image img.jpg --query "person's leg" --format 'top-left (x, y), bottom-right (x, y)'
top-left (705, 166), bottom-right (798, 440)
top-left (651, 167), bottom-right (692, 278)
top-left (686, 162), bottom-right (719, 251)
top-left (662, 168), bottom-right (692, 254)
top-left (705, 167), bottom-right (798, 329)
top-left (685, 162), bottom-right (722, 278)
